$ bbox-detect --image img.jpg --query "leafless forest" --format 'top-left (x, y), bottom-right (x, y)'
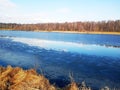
top-left (0, 20), bottom-right (120, 32)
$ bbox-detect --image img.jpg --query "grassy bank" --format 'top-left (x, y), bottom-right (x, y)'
top-left (0, 66), bottom-right (114, 90)
top-left (0, 66), bottom-right (92, 90)
top-left (34, 30), bottom-right (120, 35)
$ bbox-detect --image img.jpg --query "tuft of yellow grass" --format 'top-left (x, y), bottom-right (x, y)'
top-left (0, 66), bottom-right (92, 90)
top-left (0, 66), bottom-right (56, 90)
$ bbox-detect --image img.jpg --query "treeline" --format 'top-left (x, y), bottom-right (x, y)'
top-left (0, 20), bottom-right (120, 32)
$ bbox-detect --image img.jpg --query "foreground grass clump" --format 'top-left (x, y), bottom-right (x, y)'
top-left (0, 66), bottom-right (55, 90)
top-left (0, 66), bottom-right (92, 90)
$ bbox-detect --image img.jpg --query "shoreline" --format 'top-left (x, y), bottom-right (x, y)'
top-left (34, 30), bottom-right (120, 35)
top-left (0, 29), bottom-right (120, 35)
top-left (0, 65), bottom-right (91, 90)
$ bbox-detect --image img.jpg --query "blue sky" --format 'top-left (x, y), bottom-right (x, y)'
top-left (0, 0), bottom-right (120, 23)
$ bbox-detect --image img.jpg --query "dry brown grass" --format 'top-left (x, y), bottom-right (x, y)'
top-left (66, 82), bottom-right (78, 90)
top-left (0, 66), bottom-right (99, 90)
top-left (0, 66), bottom-right (56, 90)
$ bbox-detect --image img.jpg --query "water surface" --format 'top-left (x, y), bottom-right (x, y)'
top-left (0, 30), bottom-right (120, 89)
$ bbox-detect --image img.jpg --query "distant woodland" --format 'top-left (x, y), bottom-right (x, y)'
top-left (0, 20), bottom-right (120, 32)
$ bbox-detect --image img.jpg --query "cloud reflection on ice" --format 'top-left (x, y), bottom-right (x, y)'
top-left (11, 37), bottom-right (120, 58)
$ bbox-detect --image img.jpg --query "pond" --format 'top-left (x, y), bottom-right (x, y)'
top-left (0, 30), bottom-right (120, 89)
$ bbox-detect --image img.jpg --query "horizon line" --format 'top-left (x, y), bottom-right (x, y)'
top-left (0, 19), bottom-right (120, 24)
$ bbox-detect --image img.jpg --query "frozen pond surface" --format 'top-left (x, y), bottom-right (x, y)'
top-left (0, 30), bottom-right (120, 89)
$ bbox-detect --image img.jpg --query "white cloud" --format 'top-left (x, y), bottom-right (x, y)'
top-left (0, 0), bottom-right (16, 10)
top-left (57, 7), bottom-right (70, 14)
top-left (0, 0), bottom-right (17, 18)
top-left (0, 1), bottom-right (72, 23)
top-left (0, 12), bottom-right (49, 23)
